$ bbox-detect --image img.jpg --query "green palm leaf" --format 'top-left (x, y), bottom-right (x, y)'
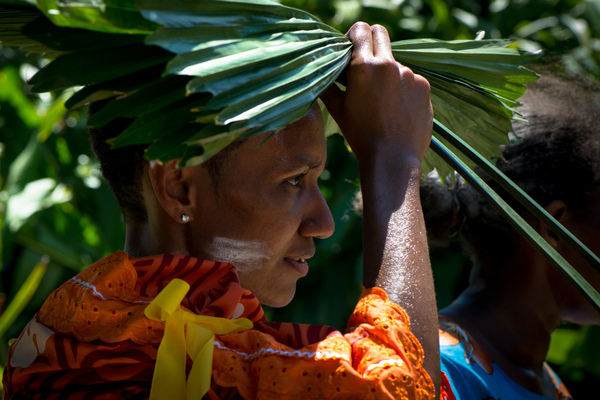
top-left (28, 42), bottom-right (172, 92)
top-left (135, 0), bottom-right (352, 161)
top-left (0, 256), bottom-right (48, 339)
top-left (4, 0), bottom-right (537, 169)
top-left (390, 38), bottom-right (538, 178)
top-left (36, 0), bottom-right (157, 34)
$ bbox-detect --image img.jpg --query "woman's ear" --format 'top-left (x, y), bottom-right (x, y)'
top-left (540, 199), bottom-right (569, 248)
top-left (148, 160), bottom-right (192, 223)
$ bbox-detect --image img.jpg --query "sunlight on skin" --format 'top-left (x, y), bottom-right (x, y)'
top-left (360, 160), bottom-right (439, 394)
top-left (379, 175), bottom-right (432, 337)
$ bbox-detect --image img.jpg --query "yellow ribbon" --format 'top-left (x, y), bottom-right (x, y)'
top-left (144, 279), bottom-right (253, 400)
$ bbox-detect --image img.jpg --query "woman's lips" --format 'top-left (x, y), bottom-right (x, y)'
top-left (284, 257), bottom-right (309, 277)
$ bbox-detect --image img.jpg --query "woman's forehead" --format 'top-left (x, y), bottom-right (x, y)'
top-left (227, 106), bottom-right (326, 173)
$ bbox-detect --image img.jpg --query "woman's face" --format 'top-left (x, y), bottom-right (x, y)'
top-left (185, 104), bottom-right (335, 307)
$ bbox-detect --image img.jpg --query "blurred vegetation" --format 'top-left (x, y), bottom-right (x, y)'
top-left (1, 0), bottom-right (599, 397)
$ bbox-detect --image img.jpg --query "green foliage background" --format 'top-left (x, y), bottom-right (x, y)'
top-left (1, 0), bottom-right (599, 396)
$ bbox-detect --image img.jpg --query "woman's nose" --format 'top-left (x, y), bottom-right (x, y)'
top-left (299, 188), bottom-right (335, 239)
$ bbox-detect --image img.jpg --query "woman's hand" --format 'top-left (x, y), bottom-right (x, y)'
top-left (321, 22), bottom-right (433, 165)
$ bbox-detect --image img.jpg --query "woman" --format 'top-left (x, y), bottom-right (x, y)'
top-left (3, 23), bottom-right (446, 399)
top-left (422, 71), bottom-right (600, 399)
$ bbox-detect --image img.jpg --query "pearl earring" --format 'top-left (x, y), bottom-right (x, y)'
top-left (181, 214), bottom-right (190, 223)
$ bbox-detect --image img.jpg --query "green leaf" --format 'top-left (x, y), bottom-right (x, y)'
top-left (422, 72), bottom-right (511, 176)
top-left (6, 178), bottom-right (72, 232)
top-left (134, 1), bottom-right (537, 175)
top-left (162, 32), bottom-right (348, 86)
top-left (390, 38), bottom-right (539, 175)
top-left (561, 325), bottom-right (600, 377)
top-left (21, 13), bottom-right (145, 52)
top-left (181, 124), bottom-right (243, 166)
top-left (0, 3), bottom-right (64, 56)
top-left (7, 0), bottom-right (540, 187)
top-left (143, 123), bottom-right (200, 162)
top-left (14, 234), bottom-right (84, 271)
top-left (547, 328), bottom-right (582, 365)
top-left (87, 75), bottom-right (196, 127)
top-left (63, 62), bottom-right (166, 109)
top-left (0, 65), bottom-right (39, 128)
top-left (138, 0), bottom-right (332, 29)
top-left (210, 43), bottom-right (349, 127)
top-left (139, 0), bottom-right (352, 144)
top-left (28, 42), bottom-right (172, 92)
top-left (145, 20), bottom-right (338, 54)
top-left (36, 0), bottom-right (158, 34)
top-left (36, 91), bottom-right (69, 142)
top-left (6, 0), bottom-right (539, 180)
top-left (0, 256), bottom-right (47, 339)
top-left (108, 96), bottom-right (209, 148)
top-left (393, 39), bottom-right (538, 81)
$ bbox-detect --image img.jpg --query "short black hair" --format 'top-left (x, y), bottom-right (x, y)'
top-left (88, 100), bottom-right (244, 224)
top-left (88, 101), bottom-right (147, 224)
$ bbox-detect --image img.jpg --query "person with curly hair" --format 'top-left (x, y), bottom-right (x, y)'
top-left (421, 71), bottom-right (600, 400)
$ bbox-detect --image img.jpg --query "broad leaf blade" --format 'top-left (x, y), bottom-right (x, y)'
top-left (21, 14), bottom-right (145, 52)
top-left (139, 0), bottom-right (333, 30)
top-left (136, 0), bottom-right (352, 152)
top-left (36, 0), bottom-right (158, 34)
top-left (389, 38), bottom-right (538, 176)
top-left (87, 75), bottom-right (196, 127)
top-left (64, 63), bottom-right (167, 109)
top-left (108, 96), bottom-right (209, 148)
top-left (0, 4), bottom-right (61, 55)
top-left (28, 42), bottom-right (173, 92)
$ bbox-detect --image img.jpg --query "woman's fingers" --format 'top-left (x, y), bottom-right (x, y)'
top-left (371, 24), bottom-right (393, 60)
top-left (347, 22), bottom-right (373, 61)
top-left (325, 21), bottom-right (432, 163)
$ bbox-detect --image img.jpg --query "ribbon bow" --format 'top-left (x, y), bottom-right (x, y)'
top-left (144, 279), bottom-right (253, 400)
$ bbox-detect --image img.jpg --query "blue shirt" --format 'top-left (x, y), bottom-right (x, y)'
top-left (439, 318), bottom-right (572, 400)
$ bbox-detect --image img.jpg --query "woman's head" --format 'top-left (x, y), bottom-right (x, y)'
top-left (89, 102), bottom-right (335, 307)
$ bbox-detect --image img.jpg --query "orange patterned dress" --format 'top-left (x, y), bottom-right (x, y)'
top-left (3, 251), bottom-right (446, 399)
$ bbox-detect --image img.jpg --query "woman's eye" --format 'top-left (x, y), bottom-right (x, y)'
top-left (287, 173), bottom-right (307, 187)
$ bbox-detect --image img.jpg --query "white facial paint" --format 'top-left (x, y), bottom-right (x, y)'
top-left (203, 236), bottom-right (272, 273)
